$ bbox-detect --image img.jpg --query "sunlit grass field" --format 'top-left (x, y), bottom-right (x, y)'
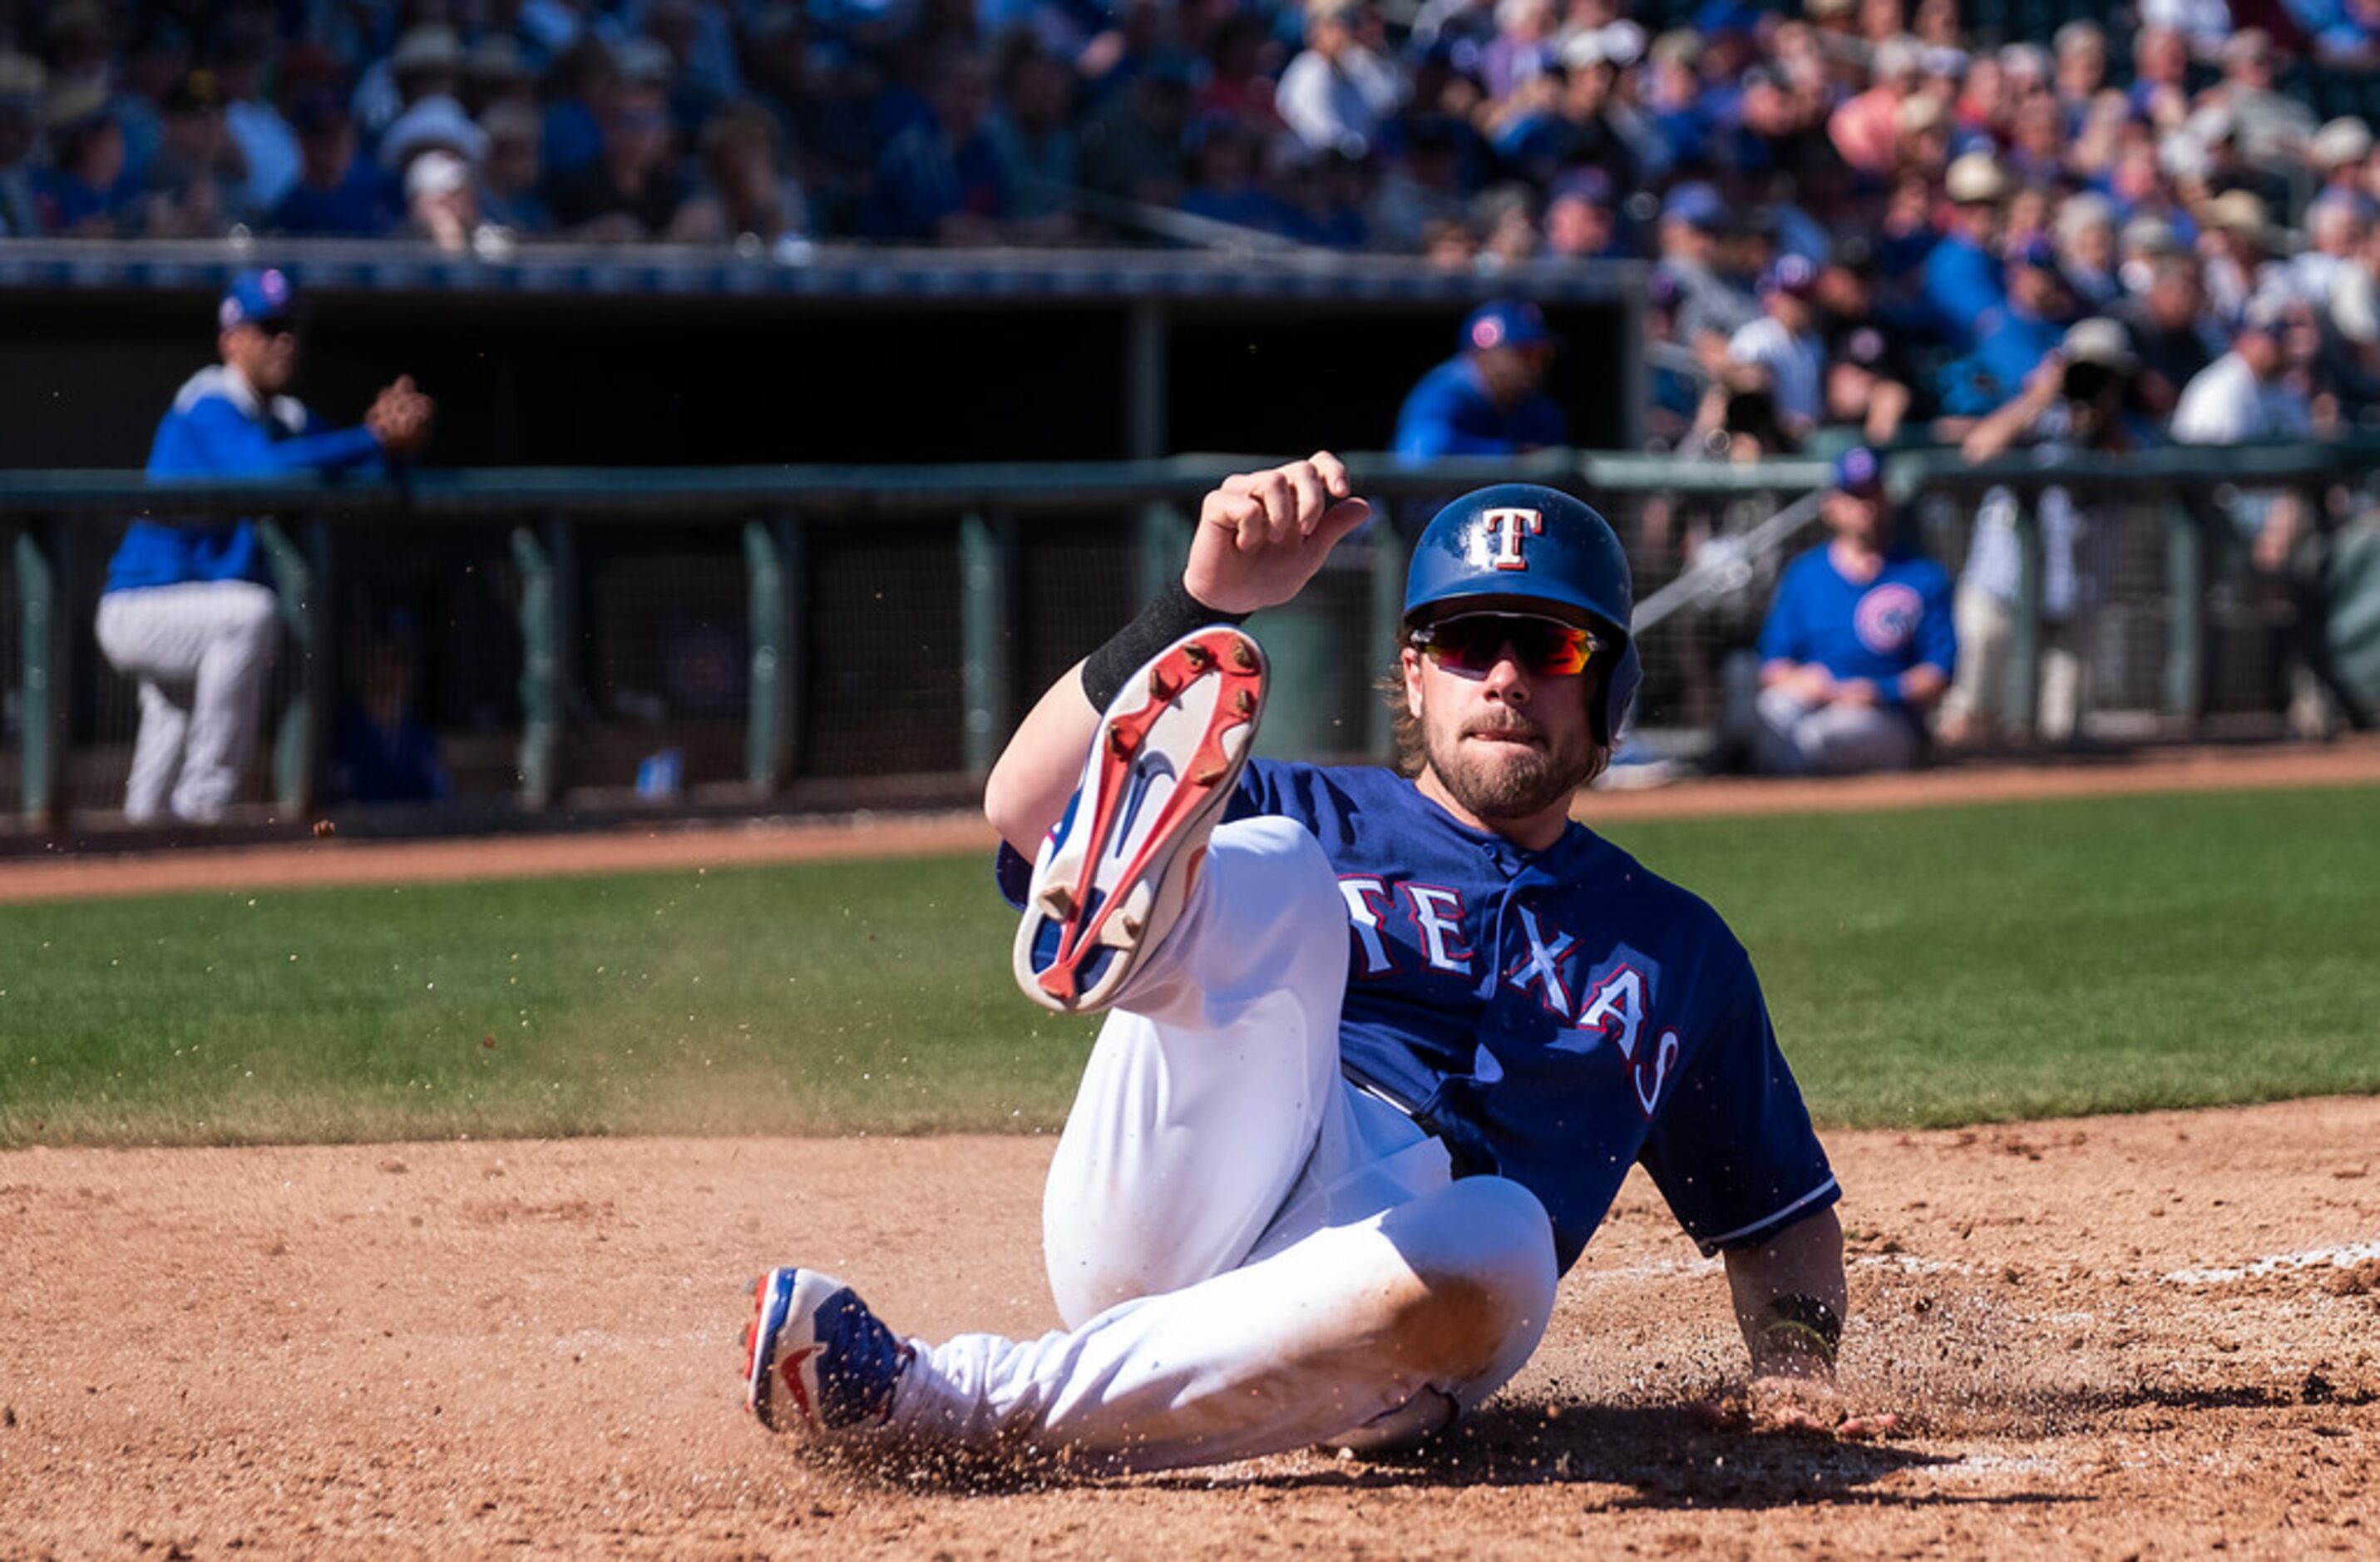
top-left (2, 784), bottom-right (2375, 1146)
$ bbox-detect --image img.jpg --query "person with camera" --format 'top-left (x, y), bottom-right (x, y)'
top-left (1936, 318), bottom-right (2147, 749)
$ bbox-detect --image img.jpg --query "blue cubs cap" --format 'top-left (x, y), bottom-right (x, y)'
top-left (1831, 444), bottom-right (1887, 496)
top-left (219, 267), bottom-right (301, 330)
top-left (1405, 483), bottom-right (1642, 742)
top-left (1662, 180), bottom-right (1726, 230)
top-left (1463, 299), bottom-right (1553, 353)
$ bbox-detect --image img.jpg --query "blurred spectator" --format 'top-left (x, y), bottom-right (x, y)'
top-left (37, 88), bottom-right (141, 236)
top-left (1392, 299), bottom-right (1564, 459)
top-left (1815, 245), bottom-right (1915, 444)
top-left (141, 70), bottom-right (251, 237)
top-left (1829, 36), bottom-right (1922, 175)
top-left (1753, 446), bottom-right (1955, 775)
top-left (356, 23), bottom-right (467, 146)
top-left (986, 37), bottom-right (1082, 233)
top-left (2174, 300), bottom-right (2318, 569)
top-left (476, 103), bottom-right (553, 235)
top-left (872, 49), bottom-right (1010, 242)
top-left (2211, 29), bottom-right (2317, 168)
top-left (1277, 0), bottom-right (1405, 160)
top-left (2114, 254), bottom-right (2225, 418)
top-left (1178, 111), bottom-right (1301, 239)
top-left (2054, 193), bottom-right (2122, 312)
top-left (1368, 112), bottom-right (1472, 251)
top-left (271, 93), bottom-right (397, 237)
top-left (215, 38), bottom-right (302, 215)
top-left (465, 37), bottom-right (541, 120)
top-left (2198, 189), bottom-right (2282, 325)
top-left (548, 78), bottom-right (689, 240)
top-left (2053, 21), bottom-right (2110, 106)
top-left (1924, 152), bottom-right (2009, 349)
top-left (1942, 319), bottom-right (2148, 748)
top-left (110, 24), bottom-right (193, 182)
top-left (1539, 168), bottom-right (1623, 261)
top-left (2130, 27), bottom-right (2194, 133)
top-left (2141, 0), bottom-right (2234, 59)
top-left (2309, 117), bottom-right (2375, 201)
top-left (1726, 254), bottom-right (1826, 443)
top-left (404, 148), bottom-right (491, 255)
top-left (541, 37), bottom-right (623, 178)
top-left (1941, 235), bottom-right (2074, 420)
top-left (1656, 181), bottom-right (1758, 360)
top-left (669, 101), bottom-right (812, 247)
top-left (0, 53), bottom-right (39, 235)
top-left (333, 613), bottom-right (452, 806)
top-left (1077, 52), bottom-right (1192, 210)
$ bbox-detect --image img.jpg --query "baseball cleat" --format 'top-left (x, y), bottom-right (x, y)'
top-left (743, 1267), bottom-right (914, 1436)
top-left (1015, 625), bottom-right (1267, 1013)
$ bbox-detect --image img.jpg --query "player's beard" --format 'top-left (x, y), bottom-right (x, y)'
top-left (1423, 709), bottom-right (1602, 824)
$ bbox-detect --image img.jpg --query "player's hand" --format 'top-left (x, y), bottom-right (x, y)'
top-left (1183, 452), bottom-right (1372, 616)
top-left (1691, 1376), bottom-right (1902, 1441)
top-left (1833, 678), bottom-right (1883, 709)
top-left (1777, 665), bottom-right (1835, 704)
top-left (368, 376), bottom-right (436, 457)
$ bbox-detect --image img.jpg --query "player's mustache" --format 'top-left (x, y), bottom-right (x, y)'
top-left (1464, 714), bottom-right (1544, 741)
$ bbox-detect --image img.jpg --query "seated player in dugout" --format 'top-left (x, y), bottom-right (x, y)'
top-left (743, 455), bottom-right (1893, 1466)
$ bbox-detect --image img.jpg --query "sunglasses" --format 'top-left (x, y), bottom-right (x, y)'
top-left (1412, 613), bottom-right (1600, 677)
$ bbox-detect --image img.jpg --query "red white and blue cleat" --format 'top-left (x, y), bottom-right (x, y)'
top-left (1015, 625), bottom-right (1267, 1014)
top-left (743, 1267), bottom-right (913, 1436)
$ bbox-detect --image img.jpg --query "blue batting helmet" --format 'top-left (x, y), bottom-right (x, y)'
top-left (1403, 483), bottom-right (1642, 743)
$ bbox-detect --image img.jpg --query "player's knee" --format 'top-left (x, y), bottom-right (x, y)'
top-left (1381, 1178), bottom-right (1557, 1384)
top-left (225, 589), bottom-right (279, 645)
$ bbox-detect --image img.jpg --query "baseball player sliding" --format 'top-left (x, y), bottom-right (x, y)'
top-left (745, 454), bottom-right (1888, 1467)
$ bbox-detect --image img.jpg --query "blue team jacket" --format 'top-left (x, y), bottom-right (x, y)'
top-left (1391, 355), bottom-right (1568, 462)
top-left (105, 365), bottom-right (384, 594)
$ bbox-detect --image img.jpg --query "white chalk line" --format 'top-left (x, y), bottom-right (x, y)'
top-left (2163, 1239), bottom-right (2380, 1285)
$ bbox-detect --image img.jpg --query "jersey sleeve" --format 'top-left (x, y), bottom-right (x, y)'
top-left (153, 394), bottom-right (383, 477)
top-left (1637, 944), bottom-right (1839, 1256)
top-left (1755, 558), bottom-right (1810, 665)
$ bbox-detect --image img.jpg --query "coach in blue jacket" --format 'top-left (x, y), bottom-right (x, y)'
top-left (94, 269), bottom-right (433, 823)
top-left (1753, 445), bottom-right (1955, 775)
top-left (1391, 300), bottom-right (1567, 462)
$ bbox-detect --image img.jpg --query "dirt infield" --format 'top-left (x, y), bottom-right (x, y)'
top-left (3, 1098), bottom-right (2377, 1558)
top-left (5, 741), bottom-right (2376, 1556)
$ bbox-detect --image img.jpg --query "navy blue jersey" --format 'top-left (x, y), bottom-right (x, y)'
top-left (1227, 760), bottom-right (1838, 1274)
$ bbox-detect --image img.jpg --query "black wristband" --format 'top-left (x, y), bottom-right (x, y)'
top-left (1755, 1294), bottom-right (1843, 1367)
top-left (1079, 578), bottom-right (1250, 709)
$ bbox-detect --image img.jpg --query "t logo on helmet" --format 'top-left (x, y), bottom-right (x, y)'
top-left (1479, 507), bottom-right (1544, 571)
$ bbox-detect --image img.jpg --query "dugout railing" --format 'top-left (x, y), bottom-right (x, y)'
top-left (0, 445), bottom-right (2365, 834)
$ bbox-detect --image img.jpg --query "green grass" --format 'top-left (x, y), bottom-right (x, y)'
top-left (1, 784), bottom-right (2375, 1146)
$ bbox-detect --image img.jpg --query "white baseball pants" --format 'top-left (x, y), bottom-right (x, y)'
top-left (1752, 685), bottom-right (1922, 776)
top-left (94, 581), bottom-right (279, 823)
top-left (886, 817), bottom-right (1560, 1471)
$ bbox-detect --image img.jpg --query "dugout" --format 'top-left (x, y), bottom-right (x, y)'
top-left (0, 241), bottom-right (1643, 468)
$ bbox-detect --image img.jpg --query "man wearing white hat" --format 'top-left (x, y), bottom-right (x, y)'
top-left (1923, 151), bottom-right (2007, 349)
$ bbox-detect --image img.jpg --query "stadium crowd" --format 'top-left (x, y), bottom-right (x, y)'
top-left (5, 0), bottom-right (2380, 446)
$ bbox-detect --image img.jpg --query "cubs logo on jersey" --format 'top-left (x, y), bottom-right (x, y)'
top-left (1854, 581), bottom-right (1925, 655)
